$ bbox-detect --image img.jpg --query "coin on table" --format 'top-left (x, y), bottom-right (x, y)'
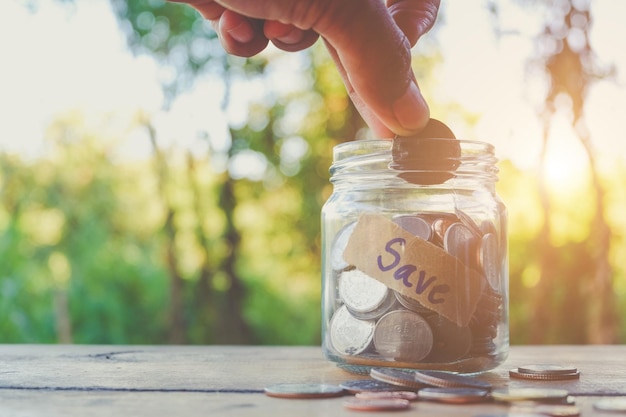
top-left (329, 305), bottom-right (375, 356)
top-left (413, 370), bottom-right (493, 390)
top-left (264, 383), bottom-right (345, 399)
top-left (373, 310), bottom-right (434, 362)
top-left (517, 364), bottom-right (579, 375)
top-left (330, 222), bottom-right (356, 270)
top-left (392, 215), bottom-right (432, 241)
top-left (593, 398), bottom-right (626, 412)
top-left (510, 368), bottom-right (580, 381)
top-left (491, 388), bottom-right (569, 403)
top-left (511, 404), bottom-right (581, 417)
top-left (370, 368), bottom-right (428, 390)
top-left (343, 397), bottom-right (411, 411)
top-left (339, 379), bottom-right (405, 394)
top-left (356, 390), bottom-right (419, 401)
top-left (418, 387), bottom-right (490, 404)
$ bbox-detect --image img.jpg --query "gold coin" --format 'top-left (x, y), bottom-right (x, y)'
top-left (491, 388), bottom-right (569, 403)
top-left (594, 398), bottom-right (626, 412)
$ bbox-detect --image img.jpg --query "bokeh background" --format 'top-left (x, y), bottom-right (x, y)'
top-left (1, 0), bottom-right (625, 345)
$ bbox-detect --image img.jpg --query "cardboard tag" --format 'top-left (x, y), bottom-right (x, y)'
top-left (342, 214), bottom-right (485, 327)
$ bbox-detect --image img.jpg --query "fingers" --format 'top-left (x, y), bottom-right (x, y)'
top-left (320, 0), bottom-right (431, 136)
top-left (387, 0), bottom-right (440, 45)
top-left (217, 9), bottom-right (268, 57)
top-left (170, 0), bottom-right (440, 137)
top-left (264, 21), bottom-right (320, 52)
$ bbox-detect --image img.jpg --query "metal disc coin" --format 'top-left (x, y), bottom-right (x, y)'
top-left (594, 398), bottom-right (626, 412)
top-left (418, 387), bottom-right (490, 404)
top-left (343, 397), bottom-right (411, 411)
top-left (373, 310), bottom-right (434, 362)
top-left (509, 368), bottom-right (580, 381)
top-left (517, 364), bottom-right (579, 375)
top-left (413, 370), bottom-right (492, 390)
top-left (370, 368), bottom-right (428, 390)
top-left (339, 379), bottom-right (404, 394)
top-left (491, 388), bottom-right (569, 403)
top-left (264, 383), bottom-right (345, 399)
top-left (356, 391), bottom-right (419, 401)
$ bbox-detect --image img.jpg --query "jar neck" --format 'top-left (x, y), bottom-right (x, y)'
top-left (329, 139), bottom-right (499, 193)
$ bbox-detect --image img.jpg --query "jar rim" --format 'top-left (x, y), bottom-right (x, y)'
top-left (333, 139), bottom-right (495, 163)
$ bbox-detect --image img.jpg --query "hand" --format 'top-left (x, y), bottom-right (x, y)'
top-left (168, 0), bottom-right (440, 138)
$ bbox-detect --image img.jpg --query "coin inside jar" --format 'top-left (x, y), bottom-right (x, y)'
top-left (338, 269), bottom-right (394, 320)
top-left (330, 222), bottom-right (356, 270)
top-left (373, 310), bottom-right (433, 362)
top-left (425, 315), bottom-right (472, 363)
top-left (392, 215), bottom-right (432, 241)
top-left (329, 305), bottom-right (375, 356)
top-left (443, 222), bottom-right (476, 267)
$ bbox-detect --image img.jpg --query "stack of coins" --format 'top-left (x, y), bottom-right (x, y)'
top-left (509, 364), bottom-right (580, 380)
top-left (327, 210), bottom-right (505, 368)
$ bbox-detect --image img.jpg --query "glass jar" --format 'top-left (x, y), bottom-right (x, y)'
top-left (321, 138), bottom-right (508, 374)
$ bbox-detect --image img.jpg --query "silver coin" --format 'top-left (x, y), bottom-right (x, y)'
top-left (392, 215), bottom-right (432, 241)
top-left (443, 222), bottom-right (476, 267)
top-left (510, 368), bottom-right (580, 381)
top-left (594, 398), bottom-right (626, 412)
top-left (370, 368), bottom-right (428, 390)
top-left (338, 269), bottom-right (392, 319)
top-left (413, 370), bottom-right (492, 390)
top-left (517, 364), bottom-right (579, 375)
top-left (418, 387), bottom-right (490, 404)
top-left (356, 390), bottom-right (419, 401)
top-left (373, 310), bottom-right (433, 362)
top-left (329, 305), bottom-right (375, 356)
top-left (394, 291), bottom-right (433, 315)
top-left (330, 222), bottom-right (356, 270)
top-left (491, 388), bottom-right (569, 403)
top-left (339, 379), bottom-right (405, 393)
top-left (454, 209), bottom-right (483, 238)
top-left (264, 383), bottom-right (345, 399)
top-left (479, 233), bottom-right (500, 289)
top-left (343, 397), bottom-right (411, 411)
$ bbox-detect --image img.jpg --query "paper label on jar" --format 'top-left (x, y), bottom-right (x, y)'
top-left (342, 213), bottom-right (485, 327)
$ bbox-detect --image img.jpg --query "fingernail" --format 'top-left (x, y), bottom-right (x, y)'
top-left (392, 81), bottom-right (430, 133)
top-left (275, 28), bottom-right (304, 45)
top-left (227, 21), bottom-right (254, 43)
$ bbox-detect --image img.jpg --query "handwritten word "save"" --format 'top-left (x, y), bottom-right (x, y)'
top-left (377, 238), bottom-right (450, 304)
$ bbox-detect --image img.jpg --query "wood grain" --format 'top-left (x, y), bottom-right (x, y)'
top-left (0, 345), bottom-right (624, 416)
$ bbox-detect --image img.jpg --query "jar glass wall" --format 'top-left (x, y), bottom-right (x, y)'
top-left (321, 139), bottom-right (508, 374)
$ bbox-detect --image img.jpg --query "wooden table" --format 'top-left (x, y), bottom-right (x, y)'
top-left (0, 344), bottom-right (624, 416)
